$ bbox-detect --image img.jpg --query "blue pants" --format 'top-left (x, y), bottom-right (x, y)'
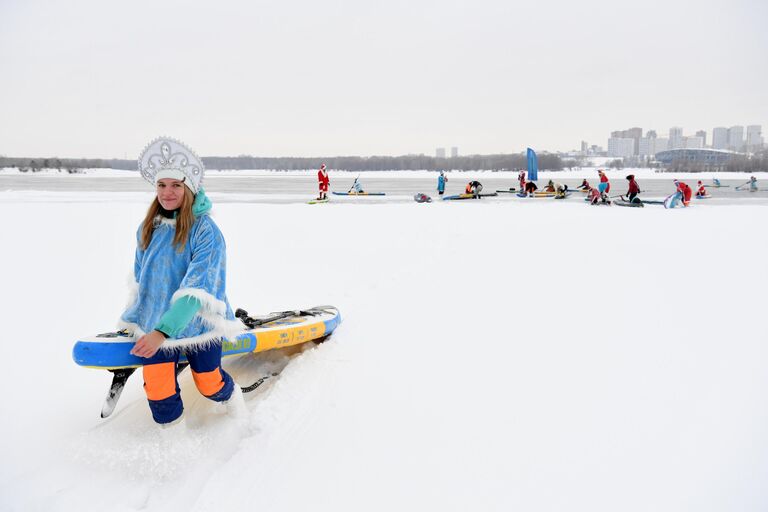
top-left (142, 344), bottom-right (235, 424)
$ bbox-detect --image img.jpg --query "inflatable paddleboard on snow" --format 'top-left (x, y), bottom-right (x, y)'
top-left (443, 193), bottom-right (497, 200)
top-left (332, 191), bottom-right (386, 196)
top-left (614, 198), bottom-right (644, 208)
top-left (73, 306), bottom-right (342, 418)
top-left (73, 306), bottom-right (341, 371)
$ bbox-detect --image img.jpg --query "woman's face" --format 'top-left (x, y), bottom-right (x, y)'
top-left (156, 178), bottom-right (185, 210)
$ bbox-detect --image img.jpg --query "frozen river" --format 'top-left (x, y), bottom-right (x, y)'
top-left (1, 172), bottom-right (766, 205)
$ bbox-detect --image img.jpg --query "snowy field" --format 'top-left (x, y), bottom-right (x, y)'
top-left (1, 180), bottom-right (767, 511)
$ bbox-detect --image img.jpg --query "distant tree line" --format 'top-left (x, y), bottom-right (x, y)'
top-left (5, 151), bottom-right (767, 173)
top-left (0, 153), bottom-right (564, 172)
top-left (0, 157), bottom-right (134, 173)
top-left (198, 153), bottom-right (566, 172)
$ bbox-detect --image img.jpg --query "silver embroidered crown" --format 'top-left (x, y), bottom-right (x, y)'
top-left (138, 137), bottom-right (204, 194)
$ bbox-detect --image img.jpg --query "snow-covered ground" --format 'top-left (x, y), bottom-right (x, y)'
top-left (1, 182), bottom-right (767, 511)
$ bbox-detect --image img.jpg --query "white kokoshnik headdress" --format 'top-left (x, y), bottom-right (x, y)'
top-left (138, 137), bottom-right (204, 194)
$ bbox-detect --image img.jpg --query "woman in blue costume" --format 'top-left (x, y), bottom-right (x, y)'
top-left (120, 137), bottom-right (245, 426)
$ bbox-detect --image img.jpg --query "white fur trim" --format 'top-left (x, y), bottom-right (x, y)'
top-left (124, 278), bottom-right (138, 309)
top-left (154, 215), bottom-right (176, 227)
top-left (160, 287), bottom-right (246, 350)
top-left (117, 279), bottom-right (140, 332)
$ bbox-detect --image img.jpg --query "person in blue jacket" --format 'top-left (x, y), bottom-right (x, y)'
top-left (349, 176), bottom-right (365, 193)
top-left (122, 137), bottom-right (245, 427)
top-left (437, 170), bottom-right (447, 195)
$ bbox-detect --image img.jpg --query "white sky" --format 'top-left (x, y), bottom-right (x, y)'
top-left (1, 0), bottom-right (766, 158)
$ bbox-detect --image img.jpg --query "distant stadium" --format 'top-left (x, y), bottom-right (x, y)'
top-left (655, 148), bottom-right (736, 165)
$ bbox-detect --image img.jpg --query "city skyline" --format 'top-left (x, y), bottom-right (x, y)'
top-left (1, 0), bottom-right (767, 159)
top-left (604, 123), bottom-right (764, 158)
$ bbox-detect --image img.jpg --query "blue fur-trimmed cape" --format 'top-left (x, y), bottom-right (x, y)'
top-left (119, 190), bottom-right (243, 350)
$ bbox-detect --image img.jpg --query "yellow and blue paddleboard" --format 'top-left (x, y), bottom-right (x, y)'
top-left (72, 306), bottom-right (341, 370)
top-left (442, 193), bottom-right (475, 200)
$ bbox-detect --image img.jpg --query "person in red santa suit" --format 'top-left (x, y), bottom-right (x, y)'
top-left (317, 163), bottom-right (329, 200)
top-left (674, 179), bottom-right (693, 206)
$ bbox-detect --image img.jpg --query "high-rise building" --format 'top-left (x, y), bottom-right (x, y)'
top-left (746, 125), bottom-right (763, 151)
top-left (684, 136), bottom-right (704, 149)
top-left (450, 147), bottom-right (459, 158)
top-left (611, 127), bottom-right (643, 155)
top-left (712, 127), bottom-right (728, 150)
top-left (638, 138), bottom-right (653, 156)
top-left (607, 138), bottom-right (635, 158)
top-left (727, 126), bottom-right (744, 152)
top-left (695, 130), bottom-right (707, 147)
top-left (669, 127), bottom-right (684, 149)
top-left (639, 135), bottom-right (668, 156)
top-left (436, 147), bottom-right (446, 158)
top-left (581, 141), bottom-right (589, 154)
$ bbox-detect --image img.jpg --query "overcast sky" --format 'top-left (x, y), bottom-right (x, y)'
top-left (1, 0), bottom-right (766, 159)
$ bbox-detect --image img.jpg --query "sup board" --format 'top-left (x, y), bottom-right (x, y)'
top-left (614, 198), bottom-right (644, 208)
top-left (72, 306), bottom-right (341, 370)
top-left (332, 191), bottom-right (386, 196)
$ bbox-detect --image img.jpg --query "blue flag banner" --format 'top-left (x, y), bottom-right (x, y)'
top-left (527, 148), bottom-right (538, 182)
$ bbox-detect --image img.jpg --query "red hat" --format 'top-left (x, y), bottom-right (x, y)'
top-left (320, 163), bottom-right (326, 170)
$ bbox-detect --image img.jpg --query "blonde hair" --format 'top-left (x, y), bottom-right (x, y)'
top-left (141, 187), bottom-right (195, 252)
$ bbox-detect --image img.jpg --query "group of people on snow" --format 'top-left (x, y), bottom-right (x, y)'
top-left (315, 164), bottom-right (758, 206)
